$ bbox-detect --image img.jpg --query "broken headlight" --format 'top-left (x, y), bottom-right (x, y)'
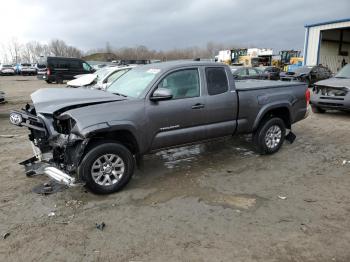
top-left (54, 116), bottom-right (77, 134)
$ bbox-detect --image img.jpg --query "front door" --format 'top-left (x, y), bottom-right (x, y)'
top-left (146, 68), bottom-right (207, 150)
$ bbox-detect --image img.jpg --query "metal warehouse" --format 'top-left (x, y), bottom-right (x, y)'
top-left (304, 18), bottom-right (350, 73)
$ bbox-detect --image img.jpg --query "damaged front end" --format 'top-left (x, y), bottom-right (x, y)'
top-left (10, 104), bottom-right (89, 186)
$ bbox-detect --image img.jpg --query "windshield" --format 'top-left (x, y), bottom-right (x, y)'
top-left (107, 68), bottom-right (159, 98)
top-left (94, 68), bottom-right (111, 79)
top-left (335, 64), bottom-right (350, 78)
top-left (3, 65), bottom-right (12, 68)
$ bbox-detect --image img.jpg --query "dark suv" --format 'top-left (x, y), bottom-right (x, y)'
top-left (40, 57), bottom-right (95, 83)
top-left (280, 65), bottom-right (332, 87)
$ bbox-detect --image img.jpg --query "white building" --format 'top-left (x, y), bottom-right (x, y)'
top-left (303, 18), bottom-right (350, 73)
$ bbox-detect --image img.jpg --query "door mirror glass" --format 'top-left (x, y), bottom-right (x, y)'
top-left (151, 88), bottom-right (173, 101)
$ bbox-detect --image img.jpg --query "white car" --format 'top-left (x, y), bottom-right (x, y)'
top-left (0, 64), bottom-right (15, 75)
top-left (20, 63), bottom-right (37, 75)
top-left (67, 66), bottom-right (136, 90)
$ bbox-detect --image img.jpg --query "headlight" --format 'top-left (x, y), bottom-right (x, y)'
top-left (54, 116), bottom-right (76, 134)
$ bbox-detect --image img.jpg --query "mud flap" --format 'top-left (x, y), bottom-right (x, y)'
top-left (285, 131), bottom-right (296, 144)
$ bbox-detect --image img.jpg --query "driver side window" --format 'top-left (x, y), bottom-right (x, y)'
top-left (158, 69), bottom-right (200, 99)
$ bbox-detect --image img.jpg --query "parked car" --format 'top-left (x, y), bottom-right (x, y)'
top-left (35, 63), bottom-right (47, 76)
top-left (0, 64), bottom-right (15, 75)
top-left (20, 63), bottom-right (37, 75)
top-left (0, 91), bottom-right (5, 103)
top-left (256, 66), bottom-right (281, 80)
top-left (280, 65), bottom-right (332, 87)
top-left (67, 66), bottom-right (135, 89)
top-left (10, 61), bottom-right (309, 194)
top-left (39, 56), bottom-right (95, 84)
top-left (310, 64), bottom-right (350, 113)
top-left (230, 66), bottom-right (263, 80)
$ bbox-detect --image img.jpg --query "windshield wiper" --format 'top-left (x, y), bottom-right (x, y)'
top-left (112, 92), bottom-right (128, 97)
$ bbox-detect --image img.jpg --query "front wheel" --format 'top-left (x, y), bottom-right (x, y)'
top-left (253, 117), bottom-right (286, 155)
top-left (78, 142), bottom-right (135, 194)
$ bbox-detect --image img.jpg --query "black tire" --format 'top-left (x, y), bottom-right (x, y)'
top-left (78, 142), bottom-right (135, 194)
top-left (311, 105), bottom-right (326, 114)
top-left (55, 75), bottom-right (63, 84)
top-left (253, 117), bottom-right (286, 155)
top-left (46, 80), bottom-right (52, 84)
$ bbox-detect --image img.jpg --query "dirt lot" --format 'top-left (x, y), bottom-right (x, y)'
top-left (0, 75), bottom-right (349, 262)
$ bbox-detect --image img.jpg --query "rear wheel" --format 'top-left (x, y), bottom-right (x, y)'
top-left (253, 117), bottom-right (286, 155)
top-left (55, 75), bottom-right (63, 84)
top-left (311, 105), bottom-right (326, 114)
top-left (78, 142), bottom-right (135, 194)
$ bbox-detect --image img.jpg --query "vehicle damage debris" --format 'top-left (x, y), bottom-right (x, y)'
top-left (95, 222), bottom-right (106, 231)
top-left (32, 181), bottom-right (68, 195)
top-left (2, 232), bottom-right (10, 240)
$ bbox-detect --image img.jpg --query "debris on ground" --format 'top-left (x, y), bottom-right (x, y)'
top-left (65, 200), bottom-right (83, 209)
top-left (278, 218), bottom-right (293, 223)
top-left (95, 222), bottom-right (106, 231)
top-left (0, 135), bottom-right (15, 138)
top-left (342, 160), bottom-right (350, 165)
top-left (2, 232), bottom-right (10, 239)
top-left (48, 212), bottom-right (56, 217)
top-left (304, 198), bottom-right (317, 203)
top-left (32, 180), bottom-right (68, 195)
top-left (300, 223), bottom-right (309, 233)
top-left (277, 196), bottom-right (287, 200)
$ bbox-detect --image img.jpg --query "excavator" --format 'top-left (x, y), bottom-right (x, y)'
top-left (279, 50), bottom-right (303, 71)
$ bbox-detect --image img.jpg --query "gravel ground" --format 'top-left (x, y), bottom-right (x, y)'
top-left (0, 75), bottom-right (349, 262)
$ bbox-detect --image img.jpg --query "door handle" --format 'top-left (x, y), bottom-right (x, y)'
top-left (192, 103), bottom-right (205, 109)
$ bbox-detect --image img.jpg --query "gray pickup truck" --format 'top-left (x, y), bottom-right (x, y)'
top-left (10, 61), bottom-right (309, 194)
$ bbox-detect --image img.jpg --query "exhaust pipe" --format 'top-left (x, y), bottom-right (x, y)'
top-left (44, 167), bottom-right (77, 187)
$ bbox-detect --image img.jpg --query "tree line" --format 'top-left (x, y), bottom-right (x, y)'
top-left (1, 38), bottom-right (82, 64)
top-left (87, 42), bottom-right (236, 61)
top-left (1, 38), bottom-right (237, 64)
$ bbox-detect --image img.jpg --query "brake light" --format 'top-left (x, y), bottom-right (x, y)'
top-left (47, 69), bottom-right (50, 75)
top-left (305, 88), bottom-right (310, 106)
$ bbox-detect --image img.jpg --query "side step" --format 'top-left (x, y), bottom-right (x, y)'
top-left (44, 167), bottom-right (77, 187)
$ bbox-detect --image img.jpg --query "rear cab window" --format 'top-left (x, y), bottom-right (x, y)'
top-left (205, 67), bottom-right (229, 95)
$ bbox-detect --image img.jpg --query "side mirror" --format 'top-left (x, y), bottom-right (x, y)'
top-left (150, 88), bottom-right (173, 101)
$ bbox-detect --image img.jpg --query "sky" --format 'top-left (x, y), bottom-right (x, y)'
top-left (0, 0), bottom-right (350, 57)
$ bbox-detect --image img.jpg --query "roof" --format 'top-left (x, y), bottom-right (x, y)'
top-left (305, 18), bottom-right (350, 28)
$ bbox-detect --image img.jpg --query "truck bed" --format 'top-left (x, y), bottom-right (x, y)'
top-left (235, 79), bottom-right (304, 91)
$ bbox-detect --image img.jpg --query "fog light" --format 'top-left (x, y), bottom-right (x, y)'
top-left (9, 113), bottom-right (23, 125)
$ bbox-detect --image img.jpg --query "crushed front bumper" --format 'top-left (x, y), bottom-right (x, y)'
top-left (10, 108), bottom-right (86, 187)
top-left (20, 154), bottom-right (79, 187)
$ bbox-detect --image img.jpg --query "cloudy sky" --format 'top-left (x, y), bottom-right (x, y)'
top-left (1, 0), bottom-right (350, 54)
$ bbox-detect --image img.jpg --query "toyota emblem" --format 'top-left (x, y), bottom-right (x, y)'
top-left (9, 113), bottom-right (23, 125)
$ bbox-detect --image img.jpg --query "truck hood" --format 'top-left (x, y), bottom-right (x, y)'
top-left (67, 74), bottom-right (97, 87)
top-left (315, 77), bottom-right (350, 89)
top-left (31, 88), bottom-right (125, 114)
